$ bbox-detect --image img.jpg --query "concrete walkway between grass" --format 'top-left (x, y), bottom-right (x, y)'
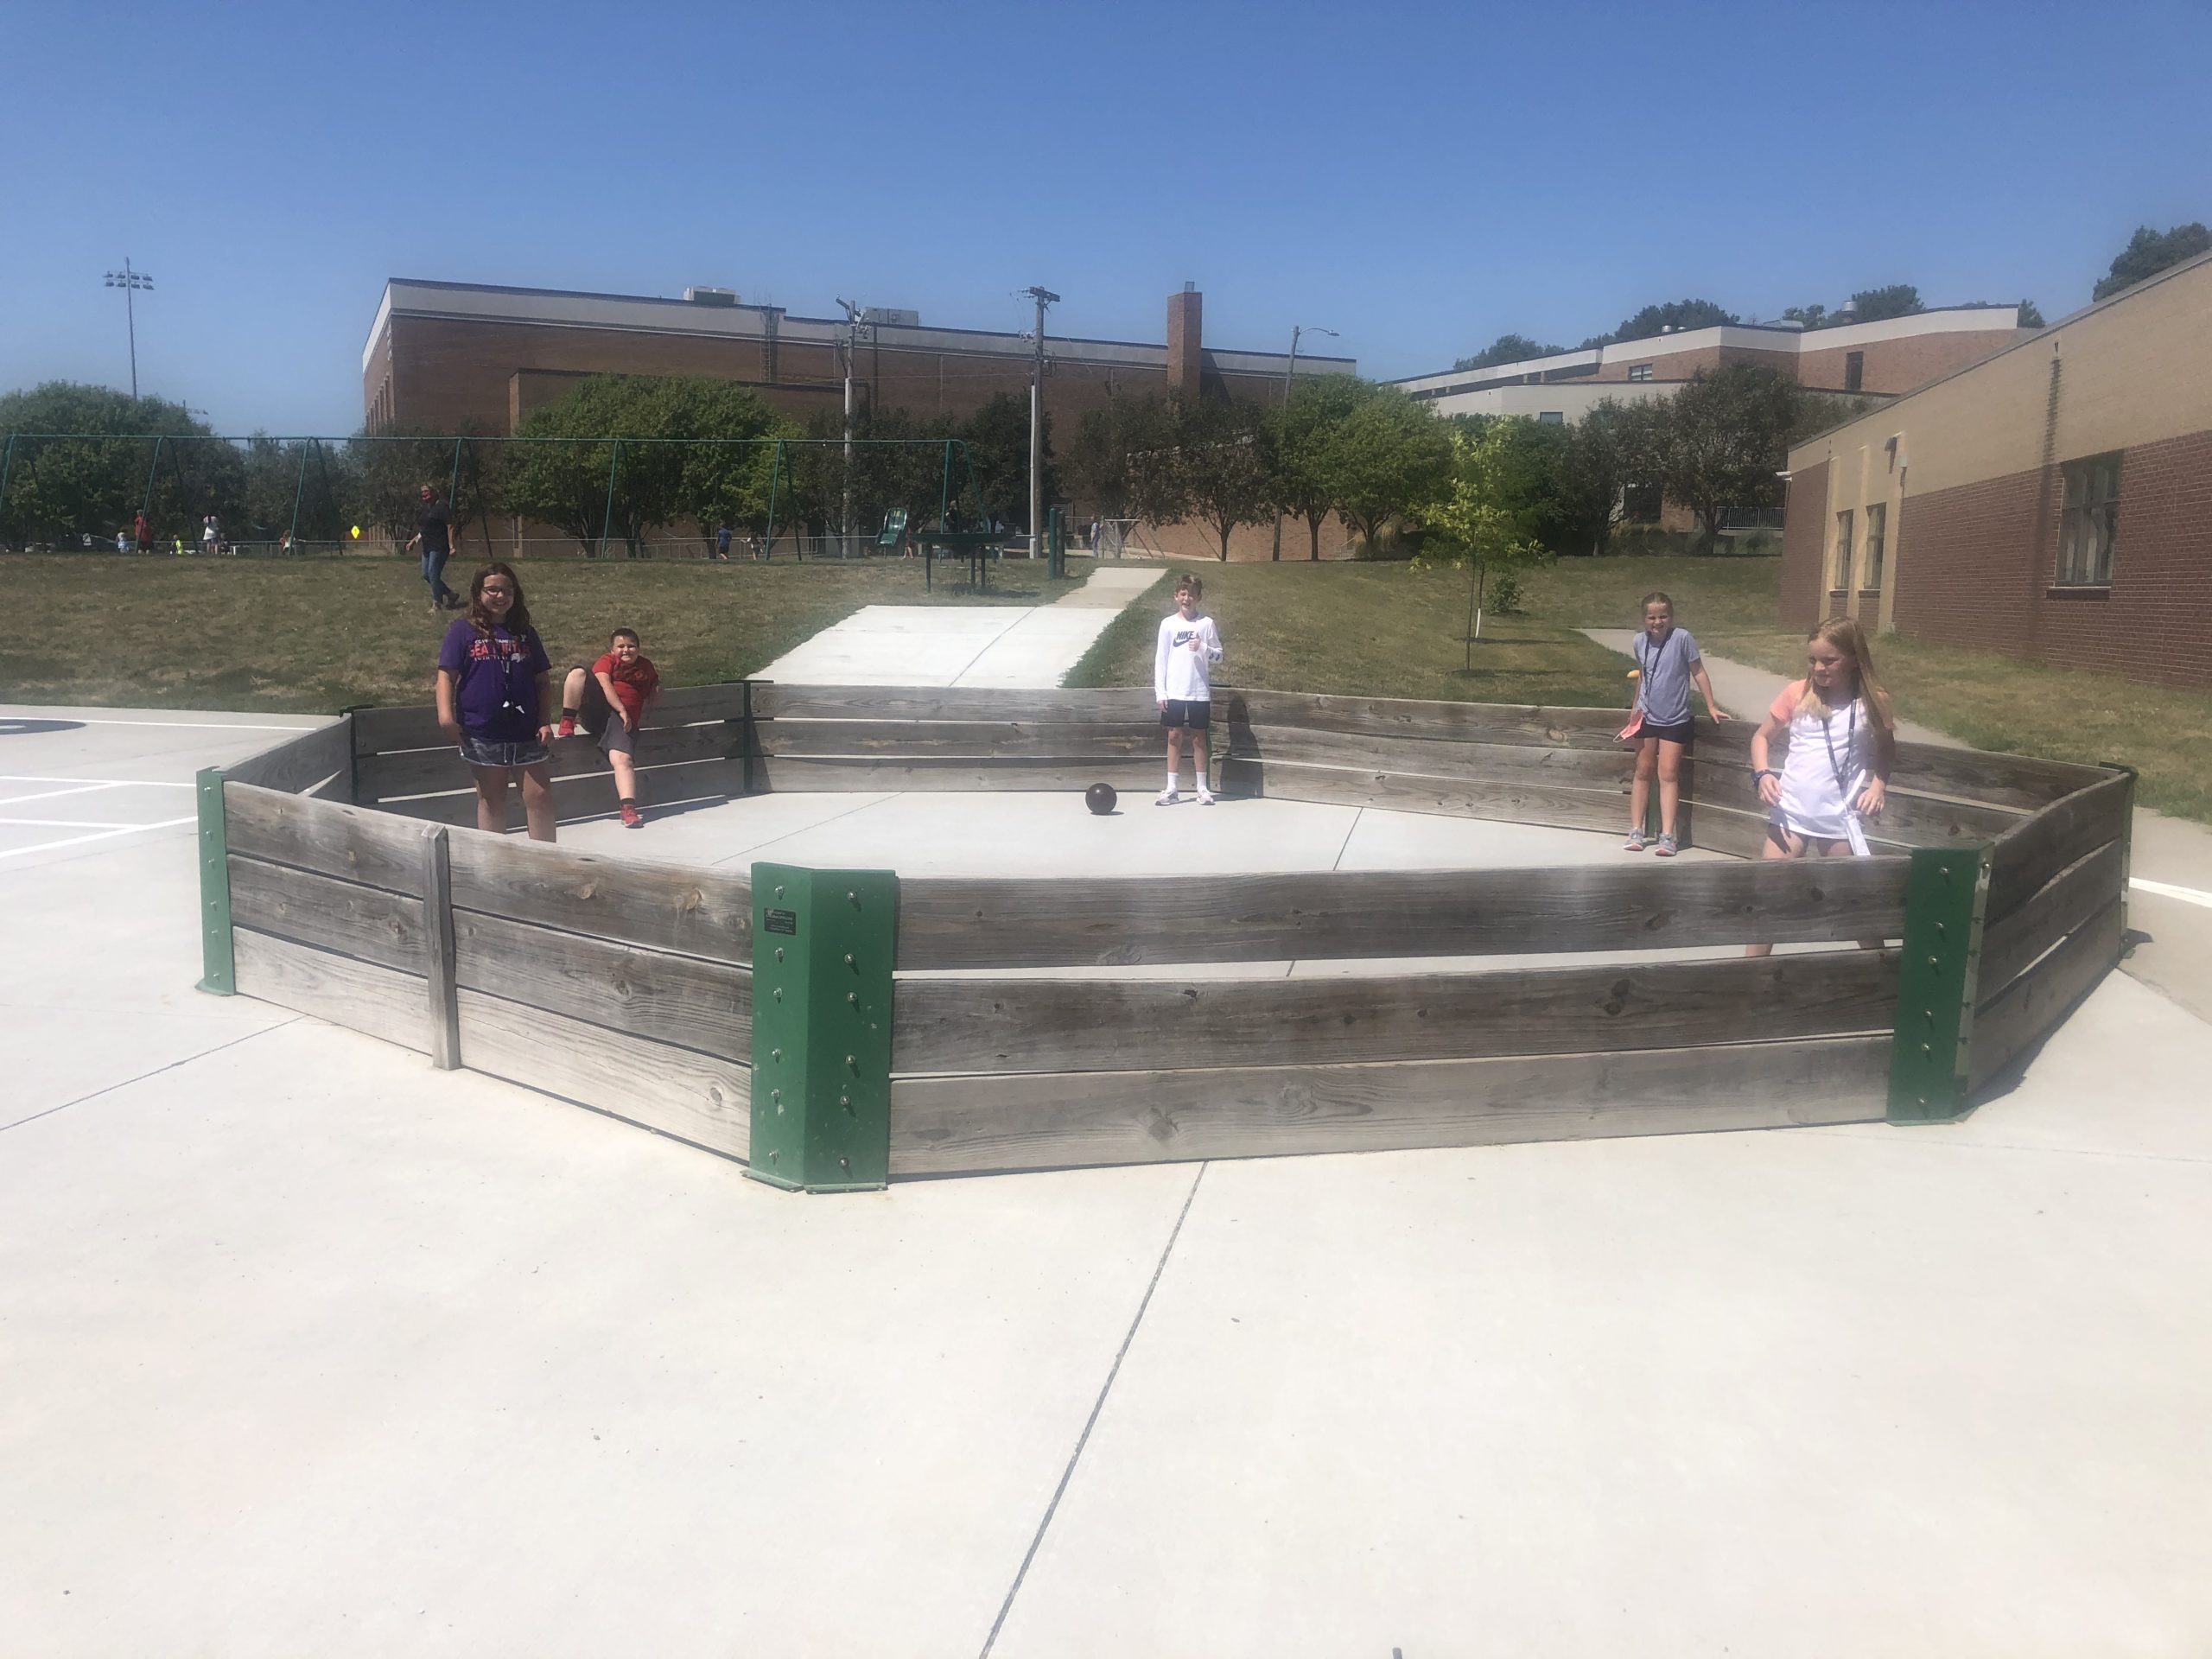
top-left (1586, 627), bottom-right (2212, 1025)
top-left (757, 563), bottom-right (1161, 688)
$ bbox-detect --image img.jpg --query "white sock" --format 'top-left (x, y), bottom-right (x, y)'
top-left (1165, 772), bottom-right (1177, 791)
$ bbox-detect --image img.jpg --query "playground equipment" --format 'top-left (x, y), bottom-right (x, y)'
top-left (192, 685), bottom-right (2132, 1189)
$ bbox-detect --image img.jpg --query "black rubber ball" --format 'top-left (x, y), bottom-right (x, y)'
top-left (1084, 783), bottom-right (1117, 815)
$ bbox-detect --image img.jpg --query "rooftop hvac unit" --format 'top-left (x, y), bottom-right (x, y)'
top-left (684, 286), bottom-right (740, 306)
top-left (861, 307), bottom-right (920, 327)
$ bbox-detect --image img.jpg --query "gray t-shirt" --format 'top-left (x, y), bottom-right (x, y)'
top-left (1633, 626), bottom-right (1700, 727)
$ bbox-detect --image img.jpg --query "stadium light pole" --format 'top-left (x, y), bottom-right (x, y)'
top-left (1024, 286), bottom-right (1058, 554)
top-left (103, 259), bottom-right (154, 399)
top-left (1271, 324), bottom-right (1337, 561)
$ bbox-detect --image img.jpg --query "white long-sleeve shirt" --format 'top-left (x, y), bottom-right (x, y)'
top-left (1154, 613), bottom-right (1224, 702)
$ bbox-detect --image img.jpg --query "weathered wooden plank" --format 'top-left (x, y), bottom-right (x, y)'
top-left (1226, 758), bottom-right (1629, 836)
top-left (1985, 772), bottom-right (2133, 925)
top-left (752, 755), bottom-right (1185, 793)
top-left (351, 702), bottom-right (447, 757)
top-left (1226, 690), bottom-right (1632, 748)
top-left (421, 826), bottom-right (461, 1070)
top-left (456, 987), bottom-right (750, 1161)
top-left (223, 719), bottom-right (353, 797)
top-left (1688, 760), bottom-right (2024, 844)
top-left (1968, 899), bottom-right (2123, 1093)
top-left (893, 949), bottom-right (1897, 1075)
top-left (232, 927), bottom-right (430, 1053)
top-left (889, 1034), bottom-right (1890, 1174)
top-left (1891, 741), bottom-right (2106, 811)
top-left (445, 830), bottom-right (752, 964)
top-left (752, 683), bottom-right (1155, 722)
top-left (227, 855), bottom-right (425, 972)
top-left (381, 757), bottom-right (743, 830)
top-left (896, 857), bottom-right (1910, 970)
top-left (225, 783), bottom-right (425, 894)
top-left (452, 906), bottom-right (752, 1061)
top-left (1977, 840), bottom-right (2126, 1011)
top-left (759, 719), bottom-right (1168, 760)
top-left (1224, 723), bottom-right (1637, 787)
top-left (359, 722), bottom-right (738, 802)
top-left (647, 683), bottom-right (752, 721)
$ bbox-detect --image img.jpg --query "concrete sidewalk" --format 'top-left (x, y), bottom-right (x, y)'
top-left (4, 709), bottom-right (2210, 1656)
top-left (1586, 628), bottom-right (2212, 1024)
top-left (758, 564), bottom-right (1160, 687)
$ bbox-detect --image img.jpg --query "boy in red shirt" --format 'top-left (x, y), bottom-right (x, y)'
top-left (556, 628), bottom-right (660, 827)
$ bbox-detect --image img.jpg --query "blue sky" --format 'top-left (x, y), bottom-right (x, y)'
top-left (5, 0), bottom-right (2207, 435)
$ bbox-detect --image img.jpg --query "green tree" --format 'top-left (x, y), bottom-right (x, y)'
top-left (1559, 398), bottom-right (1667, 556)
top-left (1847, 283), bottom-right (1925, 321)
top-left (1263, 375), bottom-right (1364, 560)
top-left (664, 380), bottom-right (791, 547)
top-left (2016, 299), bottom-right (2046, 328)
top-left (1171, 397), bottom-right (1274, 561)
top-left (0, 382), bottom-right (224, 548)
top-left (1451, 333), bottom-right (1566, 372)
top-left (1592, 297), bottom-right (1739, 347)
top-left (2093, 222), bottom-right (2211, 301)
top-left (1781, 303), bottom-right (1828, 329)
top-left (1426, 421), bottom-right (1554, 664)
top-left (1069, 394), bottom-right (1170, 520)
top-left (960, 391), bottom-right (1052, 529)
top-left (1653, 364), bottom-right (1800, 546)
top-left (1318, 385), bottom-right (1453, 552)
top-left (347, 431), bottom-right (480, 549)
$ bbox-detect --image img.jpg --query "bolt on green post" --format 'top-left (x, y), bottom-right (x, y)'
top-left (747, 862), bottom-right (898, 1192)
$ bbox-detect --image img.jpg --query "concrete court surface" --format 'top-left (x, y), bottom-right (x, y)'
top-left (4, 708), bottom-right (2212, 1656)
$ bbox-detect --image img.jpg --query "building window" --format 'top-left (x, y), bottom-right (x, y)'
top-left (1537, 410), bottom-right (1564, 424)
top-left (1859, 502), bottom-right (1885, 592)
top-left (1844, 351), bottom-right (1864, 393)
top-left (1831, 509), bottom-right (1854, 593)
top-left (1628, 364), bottom-right (1654, 382)
top-left (2056, 453), bottom-right (2121, 587)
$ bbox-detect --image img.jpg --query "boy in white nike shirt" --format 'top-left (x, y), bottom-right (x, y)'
top-left (1154, 574), bottom-right (1224, 805)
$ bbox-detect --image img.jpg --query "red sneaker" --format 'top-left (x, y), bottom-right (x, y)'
top-left (556, 716), bottom-right (576, 738)
top-left (620, 803), bottom-right (643, 829)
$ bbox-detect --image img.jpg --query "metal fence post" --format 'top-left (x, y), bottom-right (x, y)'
top-left (747, 861), bottom-right (897, 1192)
top-left (420, 825), bottom-right (461, 1069)
top-left (1886, 842), bottom-right (1992, 1123)
top-left (195, 768), bottom-right (235, 995)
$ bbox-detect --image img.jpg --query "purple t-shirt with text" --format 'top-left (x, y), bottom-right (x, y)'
top-left (438, 619), bottom-right (550, 742)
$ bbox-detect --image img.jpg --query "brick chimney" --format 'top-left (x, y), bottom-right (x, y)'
top-left (1166, 285), bottom-right (1202, 396)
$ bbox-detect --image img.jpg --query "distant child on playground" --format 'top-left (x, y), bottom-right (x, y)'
top-left (1154, 573), bottom-right (1224, 806)
top-left (1622, 590), bottom-right (1730, 855)
top-left (436, 563), bottom-right (557, 842)
top-left (1745, 617), bottom-right (1896, 956)
top-left (557, 628), bottom-right (660, 829)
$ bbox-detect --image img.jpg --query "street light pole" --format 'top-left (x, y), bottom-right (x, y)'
top-left (835, 297), bottom-right (868, 557)
top-left (1271, 323), bottom-right (1336, 562)
top-left (1024, 285), bottom-right (1058, 556)
top-left (104, 258), bottom-right (155, 400)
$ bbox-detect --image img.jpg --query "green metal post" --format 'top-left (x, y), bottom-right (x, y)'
top-left (597, 438), bottom-right (621, 558)
top-left (937, 439), bottom-right (951, 533)
top-left (747, 861), bottom-right (898, 1192)
top-left (763, 440), bottom-right (782, 557)
top-left (1885, 842), bottom-right (1991, 1123)
top-left (195, 767), bottom-right (236, 995)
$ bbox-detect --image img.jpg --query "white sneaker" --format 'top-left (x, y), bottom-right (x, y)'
top-left (1195, 786), bottom-right (1216, 806)
top-left (1154, 789), bottom-right (1179, 806)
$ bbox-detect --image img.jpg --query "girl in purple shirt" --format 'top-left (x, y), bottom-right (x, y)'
top-left (436, 563), bottom-right (557, 841)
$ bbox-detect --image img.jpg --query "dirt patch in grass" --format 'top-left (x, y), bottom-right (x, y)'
top-left (0, 553), bottom-right (1075, 713)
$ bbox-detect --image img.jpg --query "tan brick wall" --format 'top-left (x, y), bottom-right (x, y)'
top-left (1797, 329), bottom-right (2018, 396)
top-left (1779, 460), bottom-right (1829, 629)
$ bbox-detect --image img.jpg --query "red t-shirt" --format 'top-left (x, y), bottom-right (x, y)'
top-left (593, 652), bottom-right (659, 724)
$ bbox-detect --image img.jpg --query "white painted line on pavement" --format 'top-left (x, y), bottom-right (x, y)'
top-left (0, 716), bottom-right (315, 731)
top-left (0, 816), bottom-right (190, 830)
top-left (0, 775), bottom-right (194, 788)
top-left (2131, 876), bottom-right (2212, 912)
top-left (0, 781), bottom-right (131, 805)
top-left (0, 817), bottom-right (196, 861)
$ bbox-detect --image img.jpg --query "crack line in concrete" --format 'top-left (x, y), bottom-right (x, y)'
top-left (0, 1014), bottom-right (302, 1134)
top-left (978, 1160), bottom-right (1208, 1658)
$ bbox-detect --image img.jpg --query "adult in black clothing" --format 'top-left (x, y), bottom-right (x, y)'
top-left (406, 483), bottom-right (461, 612)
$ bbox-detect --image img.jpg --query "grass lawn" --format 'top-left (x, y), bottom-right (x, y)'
top-left (1063, 555), bottom-right (1782, 710)
top-left (0, 553), bottom-right (1075, 713)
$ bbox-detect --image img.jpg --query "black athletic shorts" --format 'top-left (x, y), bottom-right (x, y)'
top-left (1639, 717), bottom-right (1695, 747)
top-left (1160, 698), bottom-right (1211, 730)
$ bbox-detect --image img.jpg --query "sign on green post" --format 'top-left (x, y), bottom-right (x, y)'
top-left (747, 862), bottom-right (899, 1192)
top-left (1886, 842), bottom-right (1991, 1123)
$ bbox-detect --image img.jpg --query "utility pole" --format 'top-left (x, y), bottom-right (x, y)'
top-left (835, 297), bottom-right (866, 556)
top-left (104, 259), bottom-right (155, 400)
top-left (1024, 286), bottom-right (1058, 556)
top-left (1270, 323), bottom-right (1336, 562)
